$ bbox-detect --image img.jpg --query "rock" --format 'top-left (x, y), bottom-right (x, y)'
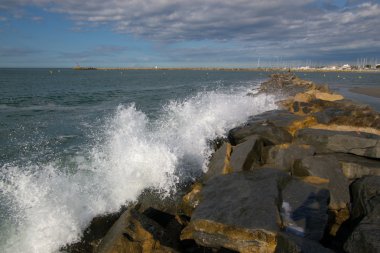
top-left (310, 124), bottom-right (380, 136)
top-left (262, 143), bottom-right (315, 172)
top-left (350, 176), bottom-right (380, 221)
top-left (295, 128), bottom-right (380, 159)
top-left (292, 155), bottom-right (350, 210)
top-left (181, 169), bottom-right (290, 252)
top-left (229, 135), bottom-right (264, 171)
top-left (313, 100), bottom-right (380, 129)
top-left (228, 110), bottom-right (316, 145)
top-left (181, 183), bottom-right (203, 217)
top-left (276, 232), bottom-right (334, 253)
top-left (97, 208), bottom-right (180, 253)
top-left (281, 179), bottom-right (329, 241)
top-left (327, 153), bottom-right (380, 180)
top-left (204, 142), bottom-right (232, 181)
top-left (343, 176), bottom-right (380, 253)
top-left (313, 91), bottom-right (344, 101)
top-left (344, 204), bottom-right (380, 253)
top-left (259, 73), bottom-right (315, 96)
top-left (293, 92), bottom-right (314, 103)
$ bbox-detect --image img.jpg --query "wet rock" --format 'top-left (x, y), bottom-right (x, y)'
top-left (181, 169), bottom-right (290, 252)
top-left (229, 135), bottom-right (264, 171)
top-left (276, 232), bottom-right (334, 253)
top-left (295, 128), bottom-right (380, 159)
top-left (181, 182), bottom-right (203, 217)
top-left (281, 179), bottom-right (329, 241)
top-left (343, 176), bottom-right (380, 253)
top-left (262, 143), bottom-right (315, 172)
top-left (292, 155), bottom-right (350, 210)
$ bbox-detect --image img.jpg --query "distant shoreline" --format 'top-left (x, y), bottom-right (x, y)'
top-left (349, 87), bottom-right (380, 98)
top-left (72, 66), bottom-right (380, 73)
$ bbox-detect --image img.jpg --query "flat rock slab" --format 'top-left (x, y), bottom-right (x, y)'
top-left (292, 155), bottom-right (350, 210)
top-left (204, 142), bottom-right (229, 181)
top-left (325, 153), bottom-right (380, 180)
top-left (181, 169), bottom-right (290, 252)
top-left (295, 128), bottom-right (380, 159)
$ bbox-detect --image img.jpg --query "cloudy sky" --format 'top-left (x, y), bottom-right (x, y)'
top-left (0, 0), bottom-right (379, 67)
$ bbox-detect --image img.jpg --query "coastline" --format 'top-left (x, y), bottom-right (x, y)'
top-left (66, 73), bottom-right (380, 253)
top-left (72, 66), bottom-right (380, 73)
top-left (349, 87), bottom-right (380, 98)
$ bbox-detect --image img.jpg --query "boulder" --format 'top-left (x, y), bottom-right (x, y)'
top-left (295, 128), bottom-right (380, 159)
top-left (181, 169), bottom-right (290, 252)
top-left (228, 110), bottom-right (316, 145)
top-left (292, 155), bottom-right (350, 210)
top-left (97, 208), bottom-right (180, 253)
top-left (262, 143), bottom-right (315, 172)
top-left (229, 135), bottom-right (264, 171)
top-left (343, 204), bottom-right (380, 253)
top-left (350, 176), bottom-right (380, 221)
top-left (204, 142), bottom-right (232, 181)
top-left (313, 91), bottom-right (344, 101)
top-left (259, 73), bottom-right (315, 96)
top-left (343, 176), bottom-right (380, 253)
top-left (276, 232), bottom-right (334, 253)
top-left (181, 182), bottom-right (203, 217)
top-left (281, 179), bottom-right (329, 241)
top-left (329, 153), bottom-right (380, 180)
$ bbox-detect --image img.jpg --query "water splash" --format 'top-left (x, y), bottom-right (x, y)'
top-left (0, 87), bottom-right (277, 253)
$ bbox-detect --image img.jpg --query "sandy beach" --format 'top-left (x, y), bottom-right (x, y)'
top-left (349, 87), bottom-right (380, 98)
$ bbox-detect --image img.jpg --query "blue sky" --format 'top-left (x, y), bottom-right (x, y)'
top-left (0, 0), bottom-right (379, 67)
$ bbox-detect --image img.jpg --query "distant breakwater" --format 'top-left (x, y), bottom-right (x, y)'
top-left (72, 66), bottom-right (380, 73)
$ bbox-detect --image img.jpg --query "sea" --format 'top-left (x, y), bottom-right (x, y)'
top-left (0, 68), bottom-right (379, 253)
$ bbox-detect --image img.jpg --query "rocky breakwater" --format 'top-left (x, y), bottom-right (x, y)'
top-left (71, 73), bottom-right (380, 253)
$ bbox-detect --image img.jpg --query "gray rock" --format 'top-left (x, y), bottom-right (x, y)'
top-left (292, 155), bottom-right (350, 210)
top-left (332, 153), bottom-right (380, 180)
top-left (228, 110), bottom-right (296, 145)
top-left (262, 143), bottom-right (315, 172)
top-left (343, 176), bottom-right (380, 253)
top-left (230, 135), bottom-right (263, 171)
top-left (181, 169), bottom-right (290, 252)
top-left (295, 128), bottom-right (380, 159)
top-left (344, 204), bottom-right (380, 253)
top-left (281, 179), bottom-right (329, 241)
top-left (350, 176), bottom-right (380, 221)
top-left (276, 232), bottom-right (334, 253)
top-left (204, 142), bottom-right (229, 181)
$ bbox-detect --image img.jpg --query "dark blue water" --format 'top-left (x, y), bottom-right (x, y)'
top-left (0, 68), bottom-right (379, 253)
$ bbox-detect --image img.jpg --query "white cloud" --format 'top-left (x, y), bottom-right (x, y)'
top-left (1, 0), bottom-right (379, 61)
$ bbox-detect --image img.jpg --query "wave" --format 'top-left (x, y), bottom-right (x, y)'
top-left (0, 86), bottom-right (277, 253)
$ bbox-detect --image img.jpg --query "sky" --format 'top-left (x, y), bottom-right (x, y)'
top-left (0, 0), bottom-right (379, 68)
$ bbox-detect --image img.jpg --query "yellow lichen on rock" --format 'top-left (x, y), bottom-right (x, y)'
top-left (287, 116), bottom-right (317, 135)
top-left (222, 143), bottom-right (233, 174)
top-left (181, 219), bottom-right (277, 253)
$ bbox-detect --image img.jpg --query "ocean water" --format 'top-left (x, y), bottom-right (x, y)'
top-left (0, 69), bottom-right (379, 253)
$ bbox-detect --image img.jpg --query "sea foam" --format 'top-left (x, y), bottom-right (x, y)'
top-left (0, 86), bottom-right (277, 253)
